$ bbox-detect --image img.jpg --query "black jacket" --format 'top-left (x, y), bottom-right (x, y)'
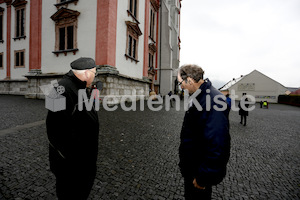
top-left (179, 79), bottom-right (230, 186)
top-left (46, 70), bottom-right (99, 174)
top-left (238, 98), bottom-right (249, 116)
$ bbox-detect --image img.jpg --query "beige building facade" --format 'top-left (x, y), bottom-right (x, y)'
top-left (220, 70), bottom-right (289, 103)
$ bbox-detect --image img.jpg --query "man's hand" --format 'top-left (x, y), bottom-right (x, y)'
top-left (193, 178), bottom-right (206, 190)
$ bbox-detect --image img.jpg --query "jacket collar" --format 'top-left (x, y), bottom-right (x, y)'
top-left (64, 70), bottom-right (87, 89)
top-left (199, 78), bottom-right (211, 91)
top-left (196, 78), bottom-right (211, 99)
top-left (187, 79), bottom-right (212, 109)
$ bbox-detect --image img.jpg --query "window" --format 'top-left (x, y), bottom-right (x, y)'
top-left (148, 53), bottom-right (153, 69)
top-left (58, 25), bottom-right (74, 50)
top-left (149, 0), bottom-right (159, 41)
top-left (125, 21), bottom-right (142, 62)
top-left (0, 53), bottom-right (3, 69)
top-left (54, 21), bottom-right (78, 56)
top-left (148, 43), bottom-right (156, 75)
top-left (12, 0), bottom-right (27, 40)
top-left (15, 49), bottom-right (25, 68)
top-left (127, 35), bottom-right (137, 59)
top-left (149, 8), bottom-right (155, 41)
top-left (129, 0), bottom-right (137, 17)
top-left (16, 8), bottom-right (25, 37)
top-left (128, 0), bottom-right (139, 23)
top-left (0, 8), bottom-right (3, 43)
top-left (51, 8), bottom-right (80, 56)
top-left (148, 52), bottom-right (155, 79)
top-left (148, 42), bottom-right (156, 79)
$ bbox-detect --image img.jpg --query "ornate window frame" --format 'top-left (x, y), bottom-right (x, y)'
top-left (149, 7), bottom-right (155, 42)
top-left (127, 0), bottom-right (139, 24)
top-left (12, 0), bottom-right (27, 41)
top-left (148, 43), bottom-right (156, 77)
top-left (0, 52), bottom-right (3, 69)
top-left (14, 49), bottom-right (25, 68)
top-left (0, 7), bottom-right (4, 43)
top-left (149, 0), bottom-right (159, 42)
top-left (125, 21), bottom-right (142, 63)
top-left (51, 8), bottom-right (80, 56)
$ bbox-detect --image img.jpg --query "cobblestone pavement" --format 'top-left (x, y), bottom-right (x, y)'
top-left (0, 95), bottom-right (299, 200)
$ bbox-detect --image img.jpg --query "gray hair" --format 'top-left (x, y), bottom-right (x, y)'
top-left (72, 69), bottom-right (88, 75)
top-left (179, 64), bottom-right (204, 82)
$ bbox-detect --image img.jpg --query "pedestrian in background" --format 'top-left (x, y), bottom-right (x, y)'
top-left (46, 57), bottom-right (99, 200)
top-left (177, 64), bottom-right (231, 200)
top-left (238, 93), bottom-right (249, 126)
top-left (263, 100), bottom-right (269, 109)
top-left (260, 100), bottom-right (263, 108)
top-left (168, 90), bottom-right (174, 107)
top-left (226, 93), bottom-right (232, 115)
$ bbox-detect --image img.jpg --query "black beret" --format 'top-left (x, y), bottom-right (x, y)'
top-left (70, 57), bottom-right (96, 70)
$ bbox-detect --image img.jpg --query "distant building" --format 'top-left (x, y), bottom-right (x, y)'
top-left (0, 0), bottom-right (181, 102)
top-left (290, 88), bottom-right (300, 95)
top-left (286, 87), bottom-right (299, 95)
top-left (219, 70), bottom-right (289, 103)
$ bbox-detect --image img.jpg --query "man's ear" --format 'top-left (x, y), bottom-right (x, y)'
top-left (84, 70), bottom-right (90, 79)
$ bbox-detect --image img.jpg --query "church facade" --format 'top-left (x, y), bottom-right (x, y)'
top-left (0, 0), bottom-right (181, 102)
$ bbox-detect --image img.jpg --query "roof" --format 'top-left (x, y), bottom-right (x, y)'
top-left (290, 89), bottom-right (300, 95)
top-left (219, 69), bottom-right (287, 91)
top-left (219, 75), bottom-right (244, 90)
top-left (287, 87), bottom-right (299, 93)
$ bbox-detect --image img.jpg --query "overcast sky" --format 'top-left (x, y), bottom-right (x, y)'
top-left (180, 0), bottom-right (300, 89)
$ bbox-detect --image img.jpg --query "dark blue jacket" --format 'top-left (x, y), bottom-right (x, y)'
top-left (179, 79), bottom-right (230, 186)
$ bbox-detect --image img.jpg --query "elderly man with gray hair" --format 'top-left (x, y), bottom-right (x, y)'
top-left (177, 64), bottom-right (231, 200)
top-left (46, 57), bottom-right (99, 200)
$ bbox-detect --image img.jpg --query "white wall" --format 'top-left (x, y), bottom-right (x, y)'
top-left (115, 0), bottom-right (145, 79)
top-left (10, 2), bottom-right (30, 80)
top-left (229, 70), bottom-right (288, 103)
top-left (0, 4), bottom-right (7, 80)
top-left (42, 0), bottom-right (97, 74)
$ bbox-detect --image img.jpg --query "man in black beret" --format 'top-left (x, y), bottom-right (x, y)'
top-left (46, 57), bottom-right (99, 199)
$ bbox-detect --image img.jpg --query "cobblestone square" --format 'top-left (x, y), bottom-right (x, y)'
top-left (0, 95), bottom-right (299, 199)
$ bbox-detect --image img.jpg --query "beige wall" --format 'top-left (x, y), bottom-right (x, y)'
top-left (227, 70), bottom-right (287, 103)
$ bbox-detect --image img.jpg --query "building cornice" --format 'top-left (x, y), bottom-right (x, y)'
top-left (150, 0), bottom-right (159, 12)
top-left (125, 21), bottom-right (142, 37)
top-left (148, 43), bottom-right (157, 53)
top-left (50, 7), bottom-right (80, 22)
top-left (12, 0), bottom-right (27, 7)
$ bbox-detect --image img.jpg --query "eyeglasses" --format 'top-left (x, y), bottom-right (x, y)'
top-left (88, 69), bottom-right (97, 76)
top-left (178, 79), bottom-right (185, 86)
